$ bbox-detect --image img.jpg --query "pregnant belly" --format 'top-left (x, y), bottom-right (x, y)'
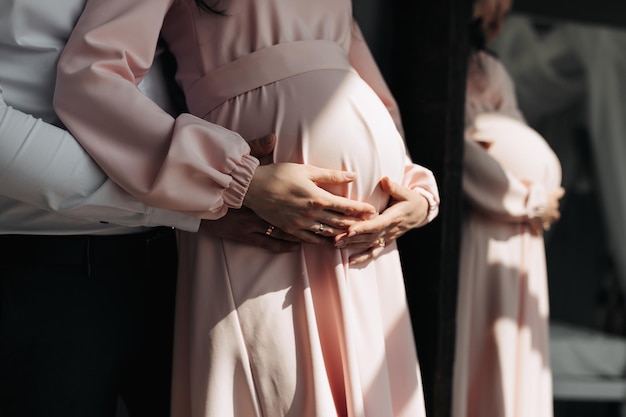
top-left (206, 69), bottom-right (407, 208)
top-left (473, 113), bottom-right (562, 190)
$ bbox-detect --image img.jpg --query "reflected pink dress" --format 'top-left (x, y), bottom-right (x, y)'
top-left (452, 51), bottom-right (561, 417)
top-left (54, 1), bottom-right (440, 416)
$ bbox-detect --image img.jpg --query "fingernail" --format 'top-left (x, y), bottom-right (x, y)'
top-left (344, 172), bottom-right (356, 180)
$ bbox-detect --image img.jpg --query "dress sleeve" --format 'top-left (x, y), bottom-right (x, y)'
top-left (463, 52), bottom-right (550, 222)
top-left (486, 55), bottom-right (525, 121)
top-left (401, 154), bottom-right (441, 227)
top-left (466, 52), bottom-right (526, 124)
top-left (463, 137), bottom-right (547, 223)
top-left (54, 0), bottom-right (258, 220)
top-left (0, 88), bottom-right (200, 231)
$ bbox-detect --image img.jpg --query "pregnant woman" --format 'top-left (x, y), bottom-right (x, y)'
top-left (54, 1), bottom-right (440, 416)
top-left (452, 1), bottom-right (564, 416)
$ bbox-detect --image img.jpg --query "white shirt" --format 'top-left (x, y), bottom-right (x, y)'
top-left (0, 0), bottom-right (200, 234)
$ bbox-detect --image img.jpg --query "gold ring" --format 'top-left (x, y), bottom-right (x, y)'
top-left (265, 224), bottom-right (275, 236)
top-left (377, 238), bottom-right (386, 247)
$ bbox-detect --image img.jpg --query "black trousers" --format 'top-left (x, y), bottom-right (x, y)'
top-left (0, 228), bottom-right (178, 417)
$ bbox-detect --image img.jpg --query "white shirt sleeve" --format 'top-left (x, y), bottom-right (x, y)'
top-left (0, 87), bottom-right (200, 232)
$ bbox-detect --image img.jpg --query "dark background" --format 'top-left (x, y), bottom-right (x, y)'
top-left (353, 1), bottom-right (626, 417)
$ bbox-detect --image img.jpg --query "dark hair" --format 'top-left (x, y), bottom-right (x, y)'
top-left (469, 17), bottom-right (487, 51)
top-left (468, 16), bottom-right (499, 62)
top-left (194, 0), bottom-right (226, 15)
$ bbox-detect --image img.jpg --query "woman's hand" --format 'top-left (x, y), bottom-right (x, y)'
top-left (206, 133), bottom-right (357, 249)
top-left (529, 186), bottom-right (565, 235)
top-left (334, 177), bottom-right (430, 265)
top-left (243, 163), bottom-right (377, 244)
top-left (205, 133), bottom-right (301, 251)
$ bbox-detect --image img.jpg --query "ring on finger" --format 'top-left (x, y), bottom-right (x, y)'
top-left (377, 237), bottom-right (386, 248)
top-left (317, 223), bottom-right (325, 234)
top-left (265, 224), bottom-right (275, 236)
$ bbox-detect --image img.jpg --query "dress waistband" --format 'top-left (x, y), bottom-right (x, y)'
top-left (185, 40), bottom-right (353, 118)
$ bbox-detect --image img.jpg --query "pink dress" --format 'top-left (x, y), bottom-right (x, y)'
top-left (54, 1), bottom-right (440, 416)
top-left (452, 51), bottom-right (561, 417)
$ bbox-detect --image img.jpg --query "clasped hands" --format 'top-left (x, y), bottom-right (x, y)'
top-left (530, 186), bottom-right (565, 235)
top-left (202, 133), bottom-right (430, 265)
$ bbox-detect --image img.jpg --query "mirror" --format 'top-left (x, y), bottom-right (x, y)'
top-left (492, 11), bottom-right (626, 417)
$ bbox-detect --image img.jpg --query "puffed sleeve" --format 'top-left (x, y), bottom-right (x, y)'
top-left (463, 52), bottom-right (556, 222)
top-left (54, 0), bottom-right (258, 220)
top-left (463, 138), bottom-right (548, 223)
top-left (0, 87), bottom-right (199, 231)
top-left (401, 155), bottom-right (441, 227)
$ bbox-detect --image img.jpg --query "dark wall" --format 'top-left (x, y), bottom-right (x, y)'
top-left (389, 1), bottom-right (471, 417)
top-left (352, 0), bottom-right (392, 77)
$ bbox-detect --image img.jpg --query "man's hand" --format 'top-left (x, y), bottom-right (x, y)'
top-left (201, 207), bottom-right (301, 252)
top-left (248, 133), bottom-right (276, 165)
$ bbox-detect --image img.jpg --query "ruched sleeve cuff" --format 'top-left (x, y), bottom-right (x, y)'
top-left (414, 187), bottom-right (440, 227)
top-left (221, 153), bottom-right (259, 209)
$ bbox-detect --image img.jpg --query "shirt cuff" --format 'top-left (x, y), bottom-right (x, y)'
top-left (146, 207), bottom-right (201, 232)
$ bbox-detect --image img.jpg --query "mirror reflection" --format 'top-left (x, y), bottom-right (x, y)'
top-left (492, 11), bottom-right (626, 417)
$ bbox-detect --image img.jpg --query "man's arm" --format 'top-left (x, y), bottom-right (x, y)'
top-left (0, 87), bottom-right (200, 231)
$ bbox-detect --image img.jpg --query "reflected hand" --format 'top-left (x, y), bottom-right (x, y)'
top-left (334, 177), bottom-right (430, 265)
top-left (530, 186), bottom-right (565, 235)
